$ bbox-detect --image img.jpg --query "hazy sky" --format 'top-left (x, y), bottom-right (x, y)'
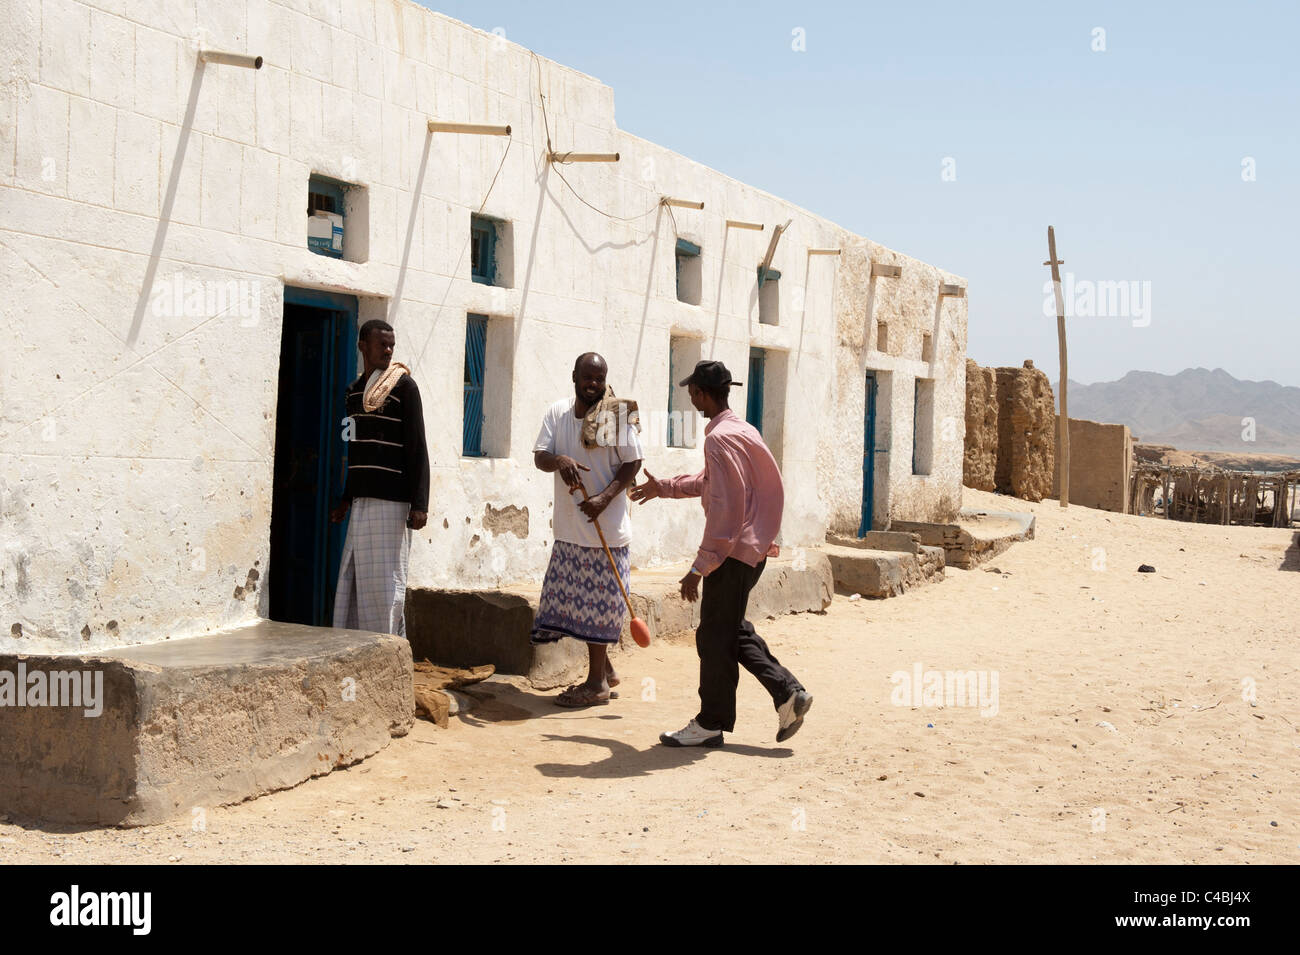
top-left (425, 0), bottom-right (1299, 387)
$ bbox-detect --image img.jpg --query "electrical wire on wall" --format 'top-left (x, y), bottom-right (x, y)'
top-left (528, 50), bottom-right (660, 224)
top-left (476, 132), bottom-right (512, 215)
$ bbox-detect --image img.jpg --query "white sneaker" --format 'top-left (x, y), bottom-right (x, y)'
top-left (776, 690), bottom-right (813, 742)
top-left (659, 719), bottom-right (724, 748)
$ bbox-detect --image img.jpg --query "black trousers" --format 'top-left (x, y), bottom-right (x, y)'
top-left (694, 557), bottom-right (804, 733)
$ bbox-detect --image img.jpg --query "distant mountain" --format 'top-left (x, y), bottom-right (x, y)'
top-left (1054, 368), bottom-right (1300, 455)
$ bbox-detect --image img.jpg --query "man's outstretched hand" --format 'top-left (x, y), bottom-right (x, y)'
top-left (630, 470), bottom-right (662, 505)
top-left (679, 569), bottom-right (700, 602)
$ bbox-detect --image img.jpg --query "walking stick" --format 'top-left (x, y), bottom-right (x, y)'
top-left (575, 481), bottom-right (651, 647)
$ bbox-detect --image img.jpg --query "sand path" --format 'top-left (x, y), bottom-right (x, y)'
top-left (4, 489), bottom-right (1297, 864)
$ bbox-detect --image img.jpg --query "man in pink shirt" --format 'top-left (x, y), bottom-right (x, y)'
top-left (631, 360), bottom-right (812, 747)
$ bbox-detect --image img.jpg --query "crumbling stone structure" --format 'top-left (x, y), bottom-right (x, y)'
top-left (963, 359), bottom-right (1056, 502)
top-left (963, 359), bottom-right (998, 491)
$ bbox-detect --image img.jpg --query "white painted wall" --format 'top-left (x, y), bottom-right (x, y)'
top-left (0, 0), bottom-right (967, 652)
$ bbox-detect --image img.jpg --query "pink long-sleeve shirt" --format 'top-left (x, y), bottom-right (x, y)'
top-left (657, 408), bottom-right (784, 576)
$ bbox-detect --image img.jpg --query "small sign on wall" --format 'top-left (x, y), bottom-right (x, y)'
top-left (308, 210), bottom-right (344, 257)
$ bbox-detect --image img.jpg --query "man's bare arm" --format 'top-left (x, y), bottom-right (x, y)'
top-left (579, 459), bottom-right (641, 522)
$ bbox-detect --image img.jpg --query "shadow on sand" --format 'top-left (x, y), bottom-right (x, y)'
top-left (534, 734), bottom-right (792, 780)
top-left (450, 681), bottom-right (794, 777)
top-left (1281, 532), bottom-right (1300, 571)
top-left (453, 681), bottom-right (561, 727)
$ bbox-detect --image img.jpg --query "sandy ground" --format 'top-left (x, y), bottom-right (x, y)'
top-left (4, 488), bottom-right (1298, 864)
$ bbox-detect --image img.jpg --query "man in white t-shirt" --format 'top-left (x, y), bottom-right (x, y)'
top-left (531, 353), bottom-right (643, 707)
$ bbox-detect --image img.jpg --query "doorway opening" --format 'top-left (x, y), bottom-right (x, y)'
top-left (269, 287), bottom-right (358, 626)
top-left (859, 370), bottom-right (879, 536)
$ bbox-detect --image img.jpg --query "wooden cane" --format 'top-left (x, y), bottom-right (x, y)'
top-left (575, 481), bottom-right (651, 647)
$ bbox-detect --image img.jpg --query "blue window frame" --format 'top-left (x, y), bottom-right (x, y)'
top-left (912, 379), bottom-right (921, 475)
top-left (746, 347), bottom-right (766, 434)
top-left (463, 314), bottom-right (488, 456)
top-left (470, 216), bottom-right (498, 285)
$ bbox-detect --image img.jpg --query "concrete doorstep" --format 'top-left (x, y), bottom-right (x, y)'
top-left (406, 551), bottom-right (834, 690)
top-left (823, 532), bottom-right (947, 598)
top-left (892, 508), bottom-right (1036, 570)
top-left (0, 622), bottom-right (413, 827)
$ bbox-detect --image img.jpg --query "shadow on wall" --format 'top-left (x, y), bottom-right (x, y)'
top-left (511, 156), bottom-right (551, 359)
top-left (629, 202), bottom-right (665, 390)
top-left (794, 251), bottom-right (813, 372)
top-left (1282, 532), bottom-right (1300, 572)
top-left (392, 127), bottom-right (434, 326)
top-left (128, 59), bottom-right (205, 347)
top-left (708, 225), bottom-right (730, 357)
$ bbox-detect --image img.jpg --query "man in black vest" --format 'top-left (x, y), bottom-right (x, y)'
top-left (330, 319), bottom-right (430, 636)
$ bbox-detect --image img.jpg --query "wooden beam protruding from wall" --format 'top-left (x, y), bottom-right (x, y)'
top-left (428, 121), bottom-right (512, 136)
top-left (200, 50), bottom-right (263, 69)
top-left (548, 151), bottom-right (620, 163)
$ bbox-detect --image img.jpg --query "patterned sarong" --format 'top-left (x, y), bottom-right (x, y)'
top-left (530, 540), bottom-right (631, 646)
top-left (333, 497), bottom-right (411, 636)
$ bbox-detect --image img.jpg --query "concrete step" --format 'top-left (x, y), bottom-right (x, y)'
top-left (822, 538), bottom-right (946, 598)
top-left (406, 551), bottom-right (834, 690)
top-left (0, 621), bottom-right (413, 826)
top-left (892, 508), bottom-right (1035, 569)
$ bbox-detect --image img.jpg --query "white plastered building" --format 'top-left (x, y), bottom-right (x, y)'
top-left (0, 0), bottom-right (968, 651)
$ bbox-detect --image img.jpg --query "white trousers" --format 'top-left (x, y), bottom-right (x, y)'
top-left (332, 498), bottom-right (411, 636)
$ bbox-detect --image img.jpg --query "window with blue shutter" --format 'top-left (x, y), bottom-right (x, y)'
top-left (463, 314), bottom-right (488, 456)
top-left (747, 347), bottom-right (766, 433)
top-left (470, 216), bottom-right (498, 285)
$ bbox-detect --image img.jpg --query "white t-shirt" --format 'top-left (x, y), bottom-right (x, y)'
top-left (534, 397), bottom-right (644, 548)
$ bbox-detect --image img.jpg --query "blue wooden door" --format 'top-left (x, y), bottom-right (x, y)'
top-left (858, 371), bottom-right (878, 536)
top-left (269, 287), bottom-right (358, 626)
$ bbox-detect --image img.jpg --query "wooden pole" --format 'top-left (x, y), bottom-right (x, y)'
top-left (200, 50), bottom-right (263, 69)
top-left (548, 151), bottom-right (619, 163)
top-left (758, 219), bottom-right (792, 286)
top-left (1045, 225), bottom-right (1069, 507)
top-left (428, 121), bottom-right (512, 136)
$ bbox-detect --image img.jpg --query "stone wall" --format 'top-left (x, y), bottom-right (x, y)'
top-left (963, 359), bottom-right (1055, 501)
top-left (995, 361), bottom-right (1055, 501)
top-left (963, 358), bottom-right (997, 491)
top-left (1054, 416), bottom-right (1133, 512)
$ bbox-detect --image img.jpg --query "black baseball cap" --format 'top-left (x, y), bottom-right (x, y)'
top-left (678, 359), bottom-right (742, 390)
